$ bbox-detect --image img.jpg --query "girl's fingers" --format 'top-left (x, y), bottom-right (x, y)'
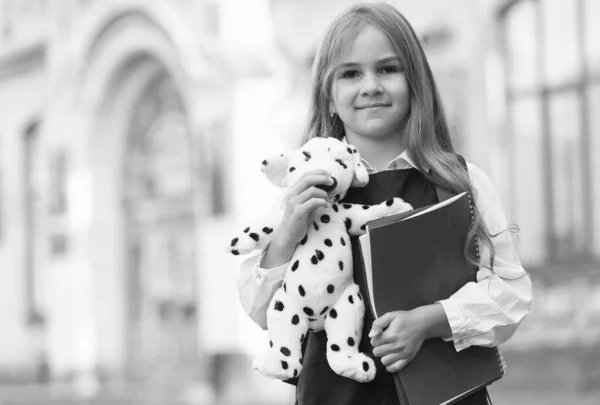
top-left (380, 352), bottom-right (404, 367)
top-left (294, 186), bottom-right (329, 205)
top-left (372, 342), bottom-right (398, 358)
top-left (298, 198), bottom-right (330, 216)
top-left (290, 173), bottom-right (333, 196)
top-left (386, 359), bottom-right (410, 373)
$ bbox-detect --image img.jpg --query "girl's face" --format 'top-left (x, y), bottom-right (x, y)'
top-left (330, 25), bottom-right (410, 142)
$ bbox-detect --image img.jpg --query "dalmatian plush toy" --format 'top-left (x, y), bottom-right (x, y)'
top-left (229, 137), bottom-right (413, 383)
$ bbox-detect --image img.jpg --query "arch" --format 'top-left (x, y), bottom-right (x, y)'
top-left (66, 4), bottom-right (214, 378)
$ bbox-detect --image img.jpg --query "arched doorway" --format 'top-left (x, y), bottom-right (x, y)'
top-left (67, 6), bottom-right (216, 384)
top-left (124, 72), bottom-right (199, 382)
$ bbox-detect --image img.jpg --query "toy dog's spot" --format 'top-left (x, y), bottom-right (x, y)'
top-left (348, 295), bottom-right (354, 304)
top-left (270, 340), bottom-right (273, 347)
top-left (262, 160), bottom-right (267, 166)
top-left (336, 159), bottom-right (347, 169)
top-left (331, 344), bottom-right (340, 352)
top-left (283, 283), bottom-right (287, 292)
top-left (324, 239), bottom-right (333, 247)
top-left (281, 361), bottom-right (288, 370)
top-left (299, 285), bottom-right (306, 297)
top-left (386, 198), bottom-right (394, 206)
top-left (320, 306), bottom-right (329, 315)
top-left (342, 203), bottom-right (352, 209)
top-left (327, 285), bottom-right (335, 293)
top-left (303, 307), bottom-right (314, 316)
top-left (338, 261), bottom-right (344, 271)
top-left (231, 238), bottom-right (239, 246)
top-left (262, 227), bottom-right (273, 234)
top-left (274, 301), bottom-right (285, 311)
top-left (335, 194), bottom-right (341, 201)
top-left (300, 234), bottom-right (308, 245)
top-left (347, 337), bottom-right (355, 346)
top-left (347, 147), bottom-right (353, 154)
top-left (363, 362), bottom-right (370, 372)
top-left (249, 233), bottom-right (259, 241)
top-left (243, 227), bottom-right (250, 233)
top-left (315, 249), bottom-right (324, 261)
top-left (292, 314), bottom-right (300, 325)
top-left (316, 177), bottom-right (337, 192)
top-left (344, 218), bottom-right (352, 230)
top-left (357, 291), bottom-right (363, 301)
top-left (280, 347), bottom-right (291, 356)
top-left (362, 205), bottom-right (369, 210)
top-left (293, 369), bottom-right (298, 378)
top-left (360, 224), bottom-right (366, 231)
top-left (329, 309), bottom-right (338, 318)
top-left (289, 167), bottom-right (296, 173)
top-left (340, 237), bottom-right (346, 246)
top-left (292, 260), bottom-right (299, 271)
top-left (321, 214), bottom-right (331, 223)
top-left (302, 151), bottom-right (311, 161)
top-left (231, 249), bottom-right (239, 256)
top-left (313, 222), bottom-right (320, 231)
top-left (310, 255), bottom-right (318, 265)
top-left (332, 204), bottom-right (339, 212)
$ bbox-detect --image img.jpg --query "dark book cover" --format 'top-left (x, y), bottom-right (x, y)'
top-left (359, 192), bottom-right (504, 405)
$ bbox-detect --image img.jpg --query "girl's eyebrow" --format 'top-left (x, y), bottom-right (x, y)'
top-left (337, 56), bottom-right (401, 69)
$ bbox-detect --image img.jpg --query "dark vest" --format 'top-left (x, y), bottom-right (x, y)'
top-left (291, 168), bottom-right (490, 405)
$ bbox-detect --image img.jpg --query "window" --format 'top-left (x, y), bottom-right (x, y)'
top-left (510, 97), bottom-right (546, 262)
top-left (541, 0), bottom-right (580, 86)
top-left (501, 0), bottom-right (596, 262)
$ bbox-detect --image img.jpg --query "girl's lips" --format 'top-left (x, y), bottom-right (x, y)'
top-left (356, 104), bottom-right (391, 109)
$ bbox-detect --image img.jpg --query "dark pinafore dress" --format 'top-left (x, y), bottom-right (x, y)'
top-left (289, 167), bottom-right (491, 405)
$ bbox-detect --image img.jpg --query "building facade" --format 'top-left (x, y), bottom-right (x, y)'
top-left (0, 0), bottom-right (598, 401)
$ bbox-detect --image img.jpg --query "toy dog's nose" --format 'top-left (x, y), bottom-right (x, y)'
top-left (316, 176), bottom-right (337, 192)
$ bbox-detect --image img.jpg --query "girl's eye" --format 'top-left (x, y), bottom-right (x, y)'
top-left (380, 66), bottom-right (400, 74)
top-left (340, 70), bottom-right (359, 79)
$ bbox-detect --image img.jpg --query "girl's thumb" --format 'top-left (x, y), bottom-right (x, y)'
top-left (369, 313), bottom-right (393, 337)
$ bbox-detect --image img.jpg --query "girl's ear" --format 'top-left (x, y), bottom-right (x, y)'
top-left (329, 100), bottom-right (336, 116)
top-left (260, 152), bottom-right (289, 188)
top-left (350, 145), bottom-right (369, 187)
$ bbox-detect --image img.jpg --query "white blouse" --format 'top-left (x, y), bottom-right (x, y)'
top-left (237, 150), bottom-right (532, 352)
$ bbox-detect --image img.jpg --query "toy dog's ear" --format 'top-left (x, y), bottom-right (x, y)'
top-left (350, 145), bottom-right (369, 187)
top-left (260, 152), bottom-right (290, 188)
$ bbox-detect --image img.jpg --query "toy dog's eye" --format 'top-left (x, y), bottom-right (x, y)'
top-left (302, 151), bottom-right (311, 161)
top-left (336, 159), bottom-right (347, 169)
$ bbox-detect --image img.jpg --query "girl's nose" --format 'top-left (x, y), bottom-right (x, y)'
top-left (360, 74), bottom-right (383, 96)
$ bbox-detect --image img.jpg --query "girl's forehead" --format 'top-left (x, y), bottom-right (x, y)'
top-left (334, 24), bottom-right (399, 64)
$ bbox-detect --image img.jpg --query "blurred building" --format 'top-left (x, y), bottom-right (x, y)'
top-left (0, 0), bottom-right (599, 403)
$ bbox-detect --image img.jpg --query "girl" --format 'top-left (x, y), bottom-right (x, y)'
top-left (237, 2), bottom-right (532, 404)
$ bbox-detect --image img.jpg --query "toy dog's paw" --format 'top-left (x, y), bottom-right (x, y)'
top-left (384, 197), bottom-right (413, 214)
top-left (228, 225), bottom-right (275, 256)
top-left (327, 351), bottom-right (376, 383)
top-left (253, 349), bottom-right (302, 380)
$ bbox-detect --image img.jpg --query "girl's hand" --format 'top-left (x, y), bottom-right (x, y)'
top-left (369, 304), bottom-right (451, 373)
top-left (274, 169), bottom-right (333, 249)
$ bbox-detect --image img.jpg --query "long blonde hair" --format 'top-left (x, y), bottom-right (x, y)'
top-left (302, 2), bottom-right (495, 268)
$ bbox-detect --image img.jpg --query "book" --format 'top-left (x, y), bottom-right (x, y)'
top-left (359, 191), bottom-right (505, 405)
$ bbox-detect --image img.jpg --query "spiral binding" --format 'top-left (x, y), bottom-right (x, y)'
top-left (467, 192), bottom-right (507, 375)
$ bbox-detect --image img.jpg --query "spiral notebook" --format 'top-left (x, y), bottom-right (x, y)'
top-left (359, 191), bottom-right (505, 405)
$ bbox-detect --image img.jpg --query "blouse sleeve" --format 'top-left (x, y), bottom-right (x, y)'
top-left (237, 243), bottom-right (288, 330)
top-left (436, 162), bottom-right (533, 352)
